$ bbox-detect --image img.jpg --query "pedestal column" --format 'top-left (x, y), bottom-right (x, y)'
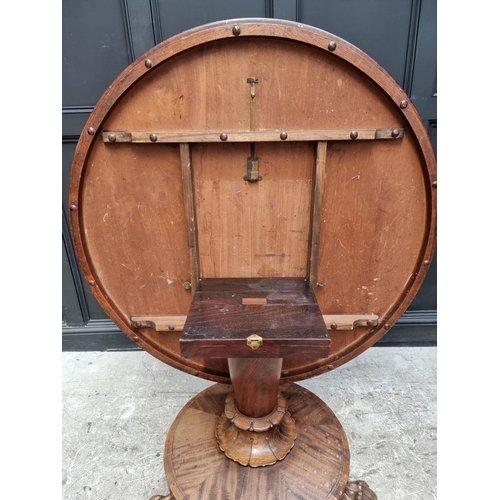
top-left (215, 358), bottom-right (297, 467)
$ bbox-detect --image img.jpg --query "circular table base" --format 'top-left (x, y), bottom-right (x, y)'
top-left (163, 383), bottom-right (353, 500)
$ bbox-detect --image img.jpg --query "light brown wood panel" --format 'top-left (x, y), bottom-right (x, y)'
top-left (315, 136), bottom-right (427, 318)
top-left (69, 19), bottom-right (436, 383)
top-left (80, 143), bottom-right (192, 317)
top-left (103, 37), bottom-right (405, 134)
top-left (193, 142), bottom-right (314, 278)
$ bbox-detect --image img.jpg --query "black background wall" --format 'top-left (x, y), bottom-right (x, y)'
top-left (62, 0), bottom-right (437, 351)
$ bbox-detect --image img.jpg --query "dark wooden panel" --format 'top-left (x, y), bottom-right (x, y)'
top-left (62, 109), bottom-right (93, 138)
top-left (411, 0), bottom-right (437, 98)
top-left (300, 0), bottom-right (415, 87)
top-left (273, 0), bottom-right (299, 21)
top-left (180, 278), bottom-right (330, 358)
top-left (156, 0), bottom-right (268, 41)
top-left (62, 237), bottom-right (85, 327)
top-left (61, 330), bottom-right (139, 351)
top-left (125, 0), bottom-right (156, 58)
top-left (62, 0), bottom-right (133, 107)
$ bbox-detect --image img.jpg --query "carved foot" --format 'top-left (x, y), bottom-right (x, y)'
top-left (149, 494), bottom-right (175, 500)
top-left (215, 391), bottom-right (297, 467)
top-left (342, 480), bottom-right (377, 500)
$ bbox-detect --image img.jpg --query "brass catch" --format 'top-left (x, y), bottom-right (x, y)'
top-left (247, 334), bottom-right (263, 350)
top-left (243, 156), bottom-right (262, 182)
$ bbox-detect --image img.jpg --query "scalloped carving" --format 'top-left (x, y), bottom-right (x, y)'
top-left (224, 392), bottom-right (287, 432)
top-left (215, 410), bottom-right (297, 467)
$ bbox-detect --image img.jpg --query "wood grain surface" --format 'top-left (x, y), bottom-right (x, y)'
top-left (180, 278), bottom-right (330, 358)
top-left (164, 383), bottom-right (350, 500)
top-left (69, 19), bottom-right (436, 383)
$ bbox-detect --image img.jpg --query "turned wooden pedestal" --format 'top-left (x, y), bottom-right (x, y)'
top-left (158, 383), bottom-right (376, 500)
top-left (150, 278), bottom-right (378, 499)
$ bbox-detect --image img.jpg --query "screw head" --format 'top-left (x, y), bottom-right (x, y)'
top-left (87, 127), bottom-right (95, 136)
top-left (232, 25), bottom-right (241, 36)
top-left (144, 59), bottom-right (153, 68)
top-left (350, 131), bottom-right (358, 140)
top-left (424, 259), bottom-right (431, 266)
top-left (400, 100), bottom-right (408, 109)
top-left (280, 131), bottom-right (288, 140)
top-left (327, 365), bottom-right (334, 370)
top-left (69, 203), bottom-right (77, 212)
top-left (168, 324), bottom-right (175, 331)
top-left (432, 180), bottom-right (437, 189)
top-left (132, 336), bottom-right (139, 342)
top-left (108, 133), bottom-right (116, 142)
top-left (384, 323), bottom-right (390, 330)
top-left (330, 323), bottom-right (338, 330)
top-left (220, 132), bottom-right (228, 141)
top-left (328, 41), bottom-right (337, 51)
top-left (149, 133), bottom-right (158, 142)
top-left (88, 280), bottom-right (95, 286)
top-left (391, 129), bottom-right (400, 138)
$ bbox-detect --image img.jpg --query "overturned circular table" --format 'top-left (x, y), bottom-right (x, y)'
top-left (69, 18), bottom-right (436, 500)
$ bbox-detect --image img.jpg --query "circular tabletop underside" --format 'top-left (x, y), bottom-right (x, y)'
top-left (69, 19), bottom-right (436, 383)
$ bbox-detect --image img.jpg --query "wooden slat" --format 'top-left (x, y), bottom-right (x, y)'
top-left (179, 143), bottom-right (200, 293)
top-left (130, 313), bottom-right (379, 332)
top-left (322, 314), bottom-right (379, 330)
top-left (102, 128), bottom-right (405, 143)
top-left (308, 141), bottom-right (327, 288)
top-left (131, 315), bottom-right (187, 331)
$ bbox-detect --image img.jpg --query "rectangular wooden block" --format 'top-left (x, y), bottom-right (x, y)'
top-left (180, 278), bottom-right (330, 358)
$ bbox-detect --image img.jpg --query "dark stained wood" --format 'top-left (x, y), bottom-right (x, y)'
top-left (69, 19), bottom-right (436, 383)
top-left (164, 383), bottom-right (352, 500)
top-left (217, 358), bottom-right (297, 467)
top-left (228, 358), bottom-right (282, 417)
top-left (180, 278), bottom-right (330, 358)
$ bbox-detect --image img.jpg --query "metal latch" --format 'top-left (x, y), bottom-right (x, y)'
top-left (243, 156), bottom-right (261, 182)
top-left (247, 334), bottom-right (263, 350)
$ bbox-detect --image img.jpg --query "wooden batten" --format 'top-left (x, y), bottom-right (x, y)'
top-left (179, 143), bottom-right (200, 293)
top-left (130, 313), bottom-right (379, 332)
top-left (308, 141), bottom-right (327, 288)
top-left (102, 128), bottom-right (405, 144)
